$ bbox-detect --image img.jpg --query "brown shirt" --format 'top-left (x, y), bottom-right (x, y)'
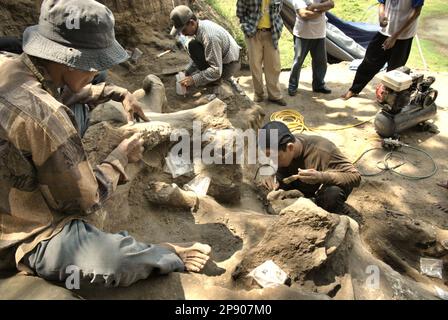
top-left (277, 134), bottom-right (361, 197)
top-left (0, 54), bottom-right (129, 272)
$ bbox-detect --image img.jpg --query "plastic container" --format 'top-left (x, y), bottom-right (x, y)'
top-left (176, 72), bottom-right (187, 96)
top-left (420, 257), bottom-right (443, 279)
top-left (381, 69), bottom-right (413, 92)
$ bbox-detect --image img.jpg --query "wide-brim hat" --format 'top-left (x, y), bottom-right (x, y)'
top-left (22, 0), bottom-right (129, 72)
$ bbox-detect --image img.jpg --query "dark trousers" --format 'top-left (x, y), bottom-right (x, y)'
top-left (186, 39), bottom-right (240, 82)
top-left (315, 185), bottom-right (351, 213)
top-left (288, 37), bottom-right (327, 92)
top-left (350, 32), bottom-right (413, 94)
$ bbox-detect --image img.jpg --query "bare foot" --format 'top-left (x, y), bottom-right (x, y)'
top-left (160, 242), bottom-right (212, 273)
top-left (341, 90), bottom-right (358, 100)
top-left (437, 180), bottom-right (448, 190)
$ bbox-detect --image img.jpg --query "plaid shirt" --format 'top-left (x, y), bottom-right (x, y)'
top-left (236, 0), bottom-right (284, 49)
top-left (0, 53), bottom-right (129, 272)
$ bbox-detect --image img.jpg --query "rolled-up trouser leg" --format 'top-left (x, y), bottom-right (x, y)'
top-left (315, 185), bottom-right (351, 213)
top-left (23, 220), bottom-right (185, 287)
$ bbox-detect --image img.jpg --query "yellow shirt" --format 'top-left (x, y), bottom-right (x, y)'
top-left (257, 0), bottom-right (271, 29)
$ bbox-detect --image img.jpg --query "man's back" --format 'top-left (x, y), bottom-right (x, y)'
top-left (196, 19), bottom-right (240, 64)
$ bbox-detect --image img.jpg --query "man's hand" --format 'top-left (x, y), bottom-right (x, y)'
top-left (180, 76), bottom-right (195, 88)
top-left (297, 169), bottom-right (326, 185)
top-left (379, 15), bottom-right (388, 27)
top-left (259, 175), bottom-right (280, 192)
top-left (307, 4), bottom-right (320, 11)
top-left (116, 133), bottom-right (145, 163)
top-left (382, 36), bottom-right (397, 50)
top-left (122, 92), bottom-right (150, 123)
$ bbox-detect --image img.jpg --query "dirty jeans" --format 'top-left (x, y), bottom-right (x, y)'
top-left (288, 37), bottom-right (327, 93)
top-left (23, 220), bottom-right (185, 287)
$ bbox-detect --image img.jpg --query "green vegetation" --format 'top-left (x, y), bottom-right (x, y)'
top-left (205, 0), bottom-right (447, 71)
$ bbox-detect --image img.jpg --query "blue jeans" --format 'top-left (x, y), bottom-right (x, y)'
top-left (288, 37), bottom-right (327, 93)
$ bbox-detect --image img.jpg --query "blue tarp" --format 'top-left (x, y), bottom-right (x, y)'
top-left (325, 12), bottom-right (380, 49)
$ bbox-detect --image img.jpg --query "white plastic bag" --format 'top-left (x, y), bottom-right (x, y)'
top-left (420, 258), bottom-right (443, 279)
top-left (248, 260), bottom-right (288, 288)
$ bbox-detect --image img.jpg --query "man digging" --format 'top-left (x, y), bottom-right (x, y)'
top-left (0, 0), bottom-right (211, 287)
top-left (258, 121), bottom-right (361, 214)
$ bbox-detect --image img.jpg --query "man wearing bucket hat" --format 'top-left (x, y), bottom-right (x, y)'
top-left (0, 0), bottom-right (211, 286)
top-left (170, 5), bottom-right (241, 89)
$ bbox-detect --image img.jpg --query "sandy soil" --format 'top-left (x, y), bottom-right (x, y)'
top-left (237, 63), bottom-right (448, 264)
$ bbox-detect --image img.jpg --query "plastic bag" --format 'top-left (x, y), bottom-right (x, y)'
top-left (420, 258), bottom-right (443, 279)
top-left (165, 152), bottom-right (193, 178)
top-left (247, 260), bottom-right (288, 288)
top-left (184, 175), bottom-right (211, 197)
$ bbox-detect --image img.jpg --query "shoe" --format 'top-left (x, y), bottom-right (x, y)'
top-left (313, 86), bottom-right (332, 94)
top-left (288, 89), bottom-right (297, 96)
top-left (268, 98), bottom-right (287, 106)
top-left (253, 95), bottom-right (264, 103)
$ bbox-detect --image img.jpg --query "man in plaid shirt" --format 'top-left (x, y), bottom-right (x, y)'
top-left (237, 0), bottom-right (287, 106)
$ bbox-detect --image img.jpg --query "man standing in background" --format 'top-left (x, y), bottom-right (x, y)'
top-left (288, 0), bottom-right (334, 96)
top-left (342, 0), bottom-right (424, 100)
top-left (237, 0), bottom-right (287, 106)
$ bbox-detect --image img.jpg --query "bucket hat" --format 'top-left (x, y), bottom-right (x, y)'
top-left (22, 0), bottom-right (129, 71)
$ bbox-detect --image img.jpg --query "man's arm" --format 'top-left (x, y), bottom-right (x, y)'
top-left (61, 82), bottom-right (149, 122)
top-left (190, 36), bottom-right (223, 87)
top-left (297, 8), bottom-right (322, 20)
top-left (382, 1), bottom-right (423, 49)
top-left (307, 0), bottom-right (334, 12)
top-left (322, 149), bottom-right (361, 189)
top-left (30, 122), bottom-right (130, 216)
top-left (236, 0), bottom-right (246, 22)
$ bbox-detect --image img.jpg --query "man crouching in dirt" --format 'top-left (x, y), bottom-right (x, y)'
top-left (170, 5), bottom-right (241, 89)
top-left (0, 0), bottom-right (211, 287)
top-left (258, 121), bottom-right (361, 214)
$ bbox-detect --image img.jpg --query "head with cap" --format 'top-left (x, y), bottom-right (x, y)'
top-left (170, 5), bottom-right (198, 37)
top-left (259, 121), bottom-right (297, 168)
top-left (22, 0), bottom-right (128, 93)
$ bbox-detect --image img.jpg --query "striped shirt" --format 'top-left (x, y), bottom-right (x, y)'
top-left (236, 0), bottom-right (284, 49)
top-left (190, 20), bottom-right (240, 87)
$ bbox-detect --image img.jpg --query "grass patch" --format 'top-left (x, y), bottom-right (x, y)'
top-left (205, 0), bottom-right (447, 72)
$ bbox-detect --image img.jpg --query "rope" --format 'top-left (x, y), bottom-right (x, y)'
top-left (270, 109), bottom-right (374, 134)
